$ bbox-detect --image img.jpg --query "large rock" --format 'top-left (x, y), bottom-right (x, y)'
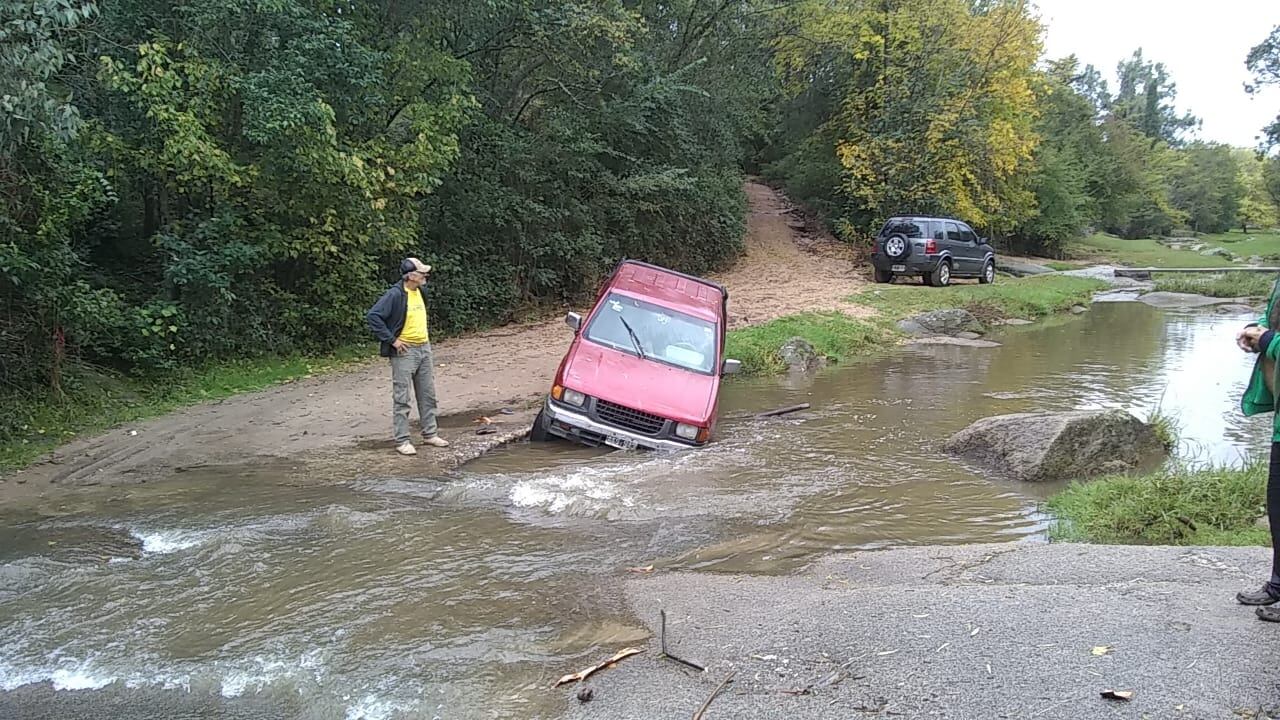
top-left (942, 410), bottom-right (1167, 482)
top-left (1137, 291), bottom-right (1244, 309)
top-left (779, 336), bottom-right (826, 374)
top-left (896, 309), bottom-right (984, 337)
top-left (1000, 260), bottom-right (1056, 277)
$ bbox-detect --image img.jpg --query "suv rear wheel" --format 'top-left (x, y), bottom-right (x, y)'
top-left (873, 268), bottom-right (893, 284)
top-left (882, 234), bottom-right (910, 260)
top-left (927, 260), bottom-right (951, 287)
top-left (979, 259), bottom-right (995, 284)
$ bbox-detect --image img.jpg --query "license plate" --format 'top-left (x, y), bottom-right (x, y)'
top-left (891, 264), bottom-right (906, 272)
top-left (604, 433), bottom-right (637, 450)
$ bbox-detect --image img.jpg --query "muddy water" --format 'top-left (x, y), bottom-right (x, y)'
top-left (0, 301), bottom-right (1269, 719)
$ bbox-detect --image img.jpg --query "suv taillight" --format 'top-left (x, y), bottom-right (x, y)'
top-left (924, 239), bottom-right (937, 254)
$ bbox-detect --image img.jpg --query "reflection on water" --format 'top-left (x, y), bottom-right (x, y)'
top-left (0, 301), bottom-right (1269, 718)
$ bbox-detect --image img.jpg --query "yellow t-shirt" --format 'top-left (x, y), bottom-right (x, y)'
top-left (399, 288), bottom-right (429, 344)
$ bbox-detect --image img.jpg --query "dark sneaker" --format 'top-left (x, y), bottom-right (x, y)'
top-left (1258, 605), bottom-right (1280, 622)
top-left (1237, 584), bottom-right (1280, 606)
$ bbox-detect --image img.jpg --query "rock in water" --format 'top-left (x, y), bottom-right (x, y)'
top-left (942, 410), bottom-right (1166, 482)
top-left (779, 336), bottom-right (826, 374)
top-left (896, 309), bottom-right (983, 337)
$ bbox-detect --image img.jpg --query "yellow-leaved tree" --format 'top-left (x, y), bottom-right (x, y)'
top-left (775, 0), bottom-right (1042, 236)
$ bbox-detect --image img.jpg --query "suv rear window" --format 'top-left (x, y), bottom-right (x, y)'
top-left (879, 220), bottom-right (927, 238)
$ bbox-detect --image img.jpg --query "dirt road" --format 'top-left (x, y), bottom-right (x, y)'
top-left (3, 182), bottom-right (869, 501)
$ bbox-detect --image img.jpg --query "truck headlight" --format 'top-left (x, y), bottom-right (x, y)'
top-left (675, 423), bottom-right (699, 440)
top-left (563, 389), bottom-right (586, 407)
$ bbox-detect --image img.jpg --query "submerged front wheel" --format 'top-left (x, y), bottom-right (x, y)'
top-left (529, 409), bottom-right (550, 442)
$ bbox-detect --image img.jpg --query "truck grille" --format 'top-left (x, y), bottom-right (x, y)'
top-left (594, 399), bottom-right (666, 436)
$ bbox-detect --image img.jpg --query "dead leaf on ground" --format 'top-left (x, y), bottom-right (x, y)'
top-left (1101, 689), bottom-right (1135, 702)
top-left (472, 416), bottom-right (493, 425)
top-left (552, 647), bottom-right (644, 687)
top-left (626, 565), bottom-right (654, 573)
top-left (1091, 645), bottom-right (1113, 656)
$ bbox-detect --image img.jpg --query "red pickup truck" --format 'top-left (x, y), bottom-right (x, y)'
top-left (530, 259), bottom-right (741, 450)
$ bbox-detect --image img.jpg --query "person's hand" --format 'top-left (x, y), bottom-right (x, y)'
top-left (1239, 325), bottom-right (1266, 353)
top-left (393, 339), bottom-right (408, 354)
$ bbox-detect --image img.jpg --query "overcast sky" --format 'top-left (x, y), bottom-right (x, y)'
top-left (1034, 0), bottom-right (1279, 148)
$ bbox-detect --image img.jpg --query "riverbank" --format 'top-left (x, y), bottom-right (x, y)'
top-left (1049, 462), bottom-right (1270, 547)
top-left (558, 543), bottom-right (1276, 720)
top-left (0, 177), bottom-right (1124, 503)
top-left (727, 274), bottom-right (1106, 375)
top-left (0, 182), bottom-right (874, 502)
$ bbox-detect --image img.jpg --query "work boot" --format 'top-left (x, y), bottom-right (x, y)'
top-left (395, 442), bottom-right (418, 456)
top-left (1237, 583), bottom-right (1280, 605)
top-left (421, 435), bottom-right (450, 448)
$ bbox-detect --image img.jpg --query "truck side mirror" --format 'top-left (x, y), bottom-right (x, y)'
top-left (721, 358), bottom-right (742, 375)
top-left (565, 312), bottom-right (582, 332)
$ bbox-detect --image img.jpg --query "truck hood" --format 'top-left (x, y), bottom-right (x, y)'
top-left (562, 341), bottom-right (717, 425)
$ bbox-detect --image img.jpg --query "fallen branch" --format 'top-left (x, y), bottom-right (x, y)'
top-left (660, 609), bottom-right (707, 672)
top-left (755, 403), bottom-right (810, 419)
top-left (692, 672), bottom-right (736, 720)
top-left (552, 647), bottom-right (644, 687)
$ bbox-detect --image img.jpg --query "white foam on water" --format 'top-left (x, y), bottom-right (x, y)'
top-left (0, 659), bottom-right (116, 692)
top-left (345, 694), bottom-right (405, 720)
top-left (128, 528), bottom-right (211, 555)
top-left (509, 470), bottom-right (633, 514)
top-left (218, 648), bottom-right (326, 698)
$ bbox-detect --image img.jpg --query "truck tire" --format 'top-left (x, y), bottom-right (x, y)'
top-left (529, 409), bottom-right (550, 442)
top-left (874, 268), bottom-right (893, 283)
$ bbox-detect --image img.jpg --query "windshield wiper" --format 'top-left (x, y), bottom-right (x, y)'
top-left (617, 316), bottom-right (646, 360)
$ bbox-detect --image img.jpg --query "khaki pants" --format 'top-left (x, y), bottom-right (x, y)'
top-left (391, 343), bottom-right (438, 444)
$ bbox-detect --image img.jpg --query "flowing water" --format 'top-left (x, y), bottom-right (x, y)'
top-left (0, 300), bottom-right (1270, 719)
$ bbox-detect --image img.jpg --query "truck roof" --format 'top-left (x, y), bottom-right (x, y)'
top-left (608, 260), bottom-right (726, 321)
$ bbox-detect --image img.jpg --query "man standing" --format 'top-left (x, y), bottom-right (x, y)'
top-left (367, 258), bottom-right (449, 455)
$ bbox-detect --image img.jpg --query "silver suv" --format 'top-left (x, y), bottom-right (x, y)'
top-left (870, 216), bottom-right (996, 286)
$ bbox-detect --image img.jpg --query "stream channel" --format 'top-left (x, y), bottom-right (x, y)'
top-left (0, 298), bottom-right (1270, 719)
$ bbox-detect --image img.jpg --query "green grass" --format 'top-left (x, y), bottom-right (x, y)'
top-left (726, 312), bottom-right (891, 376)
top-left (1200, 229), bottom-right (1280, 258)
top-left (849, 274), bottom-right (1107, 321)
top-left (1152, 271), bottom-right (1274, 298)
top-left (1068, 233), bottom-right (1237, 268)
top-left (726, 275), bottom-right (1106, 377)
top-left (1047, 462), bottom-right (1269, 546)
top-left (0, 344), bottom-right (376, 476)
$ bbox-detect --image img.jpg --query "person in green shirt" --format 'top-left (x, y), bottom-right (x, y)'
top-left (1237, 277), bottom-right (1280, 621)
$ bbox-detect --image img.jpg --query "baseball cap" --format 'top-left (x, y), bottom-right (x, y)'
top-left (400, 257), bottom-right (431, 275)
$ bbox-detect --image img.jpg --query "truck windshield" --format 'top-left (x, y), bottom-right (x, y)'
top-left (584, 293), bottom-right (718, 374)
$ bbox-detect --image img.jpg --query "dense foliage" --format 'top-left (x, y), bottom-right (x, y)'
top-left (2, 1), bottom-right (1279, 407)
top-left (2, 0), bottom-right (773, 399)
top-left (764, 8), bottom-right (1280, 257)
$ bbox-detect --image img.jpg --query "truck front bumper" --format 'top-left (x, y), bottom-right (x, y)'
top-left (542, 399), bottom-right (690, 452)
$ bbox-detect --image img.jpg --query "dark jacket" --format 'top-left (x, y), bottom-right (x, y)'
top-left (367, 281), bottom-right (429, 357)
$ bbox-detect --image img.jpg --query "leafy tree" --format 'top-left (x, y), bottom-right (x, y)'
top-left (771, 0), bottom-right (1043, 238)
top-left (1246, 25), bottom-right (1280, 149)
top-left (1166, 143), bottom-right (1242, 234)
top-left (1112, 49), bottom-right (1199, 145)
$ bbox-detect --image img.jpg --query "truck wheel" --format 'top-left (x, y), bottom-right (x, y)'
top-left (873, 268), bottom-right (893, 284)
top-left (529, 410), bottom-right (550, 442)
